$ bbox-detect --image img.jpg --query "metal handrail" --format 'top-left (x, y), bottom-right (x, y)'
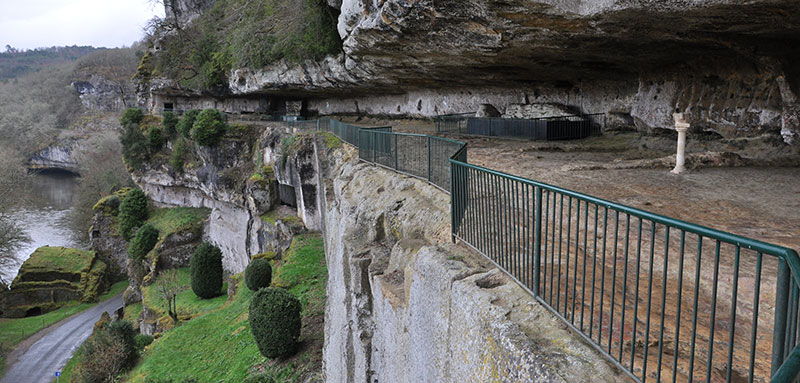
top-left (291, 117), bottom-right (800, 381)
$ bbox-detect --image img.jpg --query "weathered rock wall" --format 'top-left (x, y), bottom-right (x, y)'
top-left (28, 141), bottom-right (80, 173)
top-left (316, 138), bottom-right (630, 382)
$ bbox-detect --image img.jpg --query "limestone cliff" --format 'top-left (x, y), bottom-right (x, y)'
top-left (130, 122), bottom-right (631, 381)
top-left (148, 0), bottom-right (800, 143)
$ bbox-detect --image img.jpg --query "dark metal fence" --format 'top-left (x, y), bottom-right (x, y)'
top-left (280, 116), bottom-right (800, 382)
top-left (358, 128), bottom-right (465, 192)
top-left (436, 113), bottom-right (605, 140)
top-left (450, 160), bottom-right (800, 383)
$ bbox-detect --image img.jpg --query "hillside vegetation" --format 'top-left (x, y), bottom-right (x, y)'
top-left (124, 234), bottom-right (327, 382)
top-left (143, 0), bottom-right (341, 90)
top-left (0, 46), bottom-right (97, 80)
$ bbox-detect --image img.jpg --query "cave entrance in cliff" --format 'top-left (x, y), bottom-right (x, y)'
top-left (278, 184), bottom-right (297, 207)
top-left (163, 102), bottom-right (174, 112)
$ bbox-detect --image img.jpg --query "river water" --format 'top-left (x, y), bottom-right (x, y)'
top-left (2, 171), bottom-right (86, 283)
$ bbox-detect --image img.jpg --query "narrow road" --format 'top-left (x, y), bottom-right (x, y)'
top-left (1, 294), bottom-right (124, 383)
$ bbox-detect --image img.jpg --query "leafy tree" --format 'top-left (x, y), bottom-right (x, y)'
top-left (190, 242), bottom-right (223, 299)
top-left (120, 122), bottom-right (149, 170)
top-left (120, 108), bottom-right (144, 127)
top-left (170, 137), bottom-right (186, 172)
top-left (191, 109), bottom-right (227, 146)
top-left (147, 125), bottom-right (164, 152)
top-left (249, 287), bottom-right (301, 359)
top-left (162, 111), bottom-right (179, 137)
top-left (176, 110), bottom-right (199, 138)
top-left (119, 189), bottom-right (148, 240)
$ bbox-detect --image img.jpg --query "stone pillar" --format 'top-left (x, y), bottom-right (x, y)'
top-left (671, 113), bottom-right (690, 174)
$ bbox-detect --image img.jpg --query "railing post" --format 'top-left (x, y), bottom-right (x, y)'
top-left (773, 258), bottom-right (791, 376)
top-left (534, 187), bottom-right (542, 297)
top-left (450, 161), bottom-right (456, 243)
top-left (394, 134), bottom-right (398, 170)
top-left (427, 136), bottom-right (432, 182)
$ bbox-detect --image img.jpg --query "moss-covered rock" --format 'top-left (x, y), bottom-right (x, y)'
top-left (0, 247), bottom-right (109, 318)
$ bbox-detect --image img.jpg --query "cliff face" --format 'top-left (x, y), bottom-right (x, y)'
top-left (131, 123), bottom-right (631, 381)
top-left (153, 0), bottom-right (800, 143)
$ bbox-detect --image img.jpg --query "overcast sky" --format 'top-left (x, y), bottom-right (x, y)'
top-left (0, 0), bottom-right (165, 50)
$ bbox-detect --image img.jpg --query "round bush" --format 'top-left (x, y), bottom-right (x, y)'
top-left (128, 224), bottom-right (159, 261)
top-left (190, 109), bottom-right (227, 146)
top-left (119, 189), bottom-right (148, 240)
top-left (75, 320), bottom-right (138, 383)
top-left (249, 287), bottom-right (301, 359)
top-left (162, 111), bottom-right (179, 137)
top-left (176, 110), bottom-right (199, 138)
top-left (190, 242), bottom-right (223, 299)
top-left (244, 258), bottom-right (272, 291)
top-left (120, 108), bottom-right (143, 127)
top-left (133, 334), bottom-right (154, 351)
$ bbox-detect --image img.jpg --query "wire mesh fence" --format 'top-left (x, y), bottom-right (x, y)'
top-left (436, 113), bottom-right (606, 139)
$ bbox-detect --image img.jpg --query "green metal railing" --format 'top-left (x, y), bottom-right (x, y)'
top-left (357, 127), bottom-right (465, 192)
top-left (436, 113), bottom-right (606, 139)
top-left (450, 159), bottom-right (800, 383)
top-left (280, 117), bottom-right (800, 382)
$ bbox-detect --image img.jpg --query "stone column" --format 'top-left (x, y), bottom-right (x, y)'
top-left (671, 113), bottom-right (690, 174)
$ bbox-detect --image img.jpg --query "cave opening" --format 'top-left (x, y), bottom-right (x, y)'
top-left (278, 184), bottom-right (297, 207)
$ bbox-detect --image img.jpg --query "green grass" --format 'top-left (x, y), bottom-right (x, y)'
top-left (146, 207), bottom-right (210, 239)
top-left (125, 234), bottom-right (327, 382)
top-left (141, 268), bottom-right (227, 320)
top-left (0, 280), bottom-right (128, 376)
top-left (260, 208), bottom-right (300, 226)
top-left (16, 247), bottom-right (93, 276)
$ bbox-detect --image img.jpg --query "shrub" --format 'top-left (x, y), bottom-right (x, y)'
top-left (190, 242), bottom-right (223, 299)
top-left (120, 122), bottom-right (149, 170)
top-left (120, 108), bottom-right (143, 126)
top-left (105, 195), bottom-right (121, 216)
top-left (134, 334), bottom-right (154, 351)
top-left (244, 258), bottom-right (272, 291)
top-left (128, 224), bottom-right (159, 261)
top-left (119, 189), bottom-right (148, 240)
top-left (243, 373), bottom-right (276, 383)
top-left (249, 287), bottom-right (301, 359)
top-left (190, 109), bottom-right (227, 146)
top-left (176, 110), bottom-right (199, 138)
top-left (147, 125), bottom-right (164, 152)
top-left (162, 111), bottom-right (179, 137)
top-left (74, 320), bottom-right (138, 383)
top-left (170, 137), bottom-right (186, 172)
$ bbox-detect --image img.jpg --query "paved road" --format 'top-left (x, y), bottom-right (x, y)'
top-left (2, 294), bottom-right (124, 383)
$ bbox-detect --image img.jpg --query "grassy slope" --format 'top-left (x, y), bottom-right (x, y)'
top-left (146, 207), bottom-right (210, 240)
top-left (0, 280), bottom-right (129, 376)
top-left (125, 234), bottom-right (327, 382)
top-left (141, 268), bottom-right (228, 319)
top-left (16, 247), bottom-right (94, 275)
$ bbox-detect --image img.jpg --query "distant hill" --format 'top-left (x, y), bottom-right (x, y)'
top-left (0, 46), bottom-right (99, 80)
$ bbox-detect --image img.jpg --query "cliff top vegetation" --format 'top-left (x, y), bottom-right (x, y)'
top-left (142, 0), bottom-right (341, 90)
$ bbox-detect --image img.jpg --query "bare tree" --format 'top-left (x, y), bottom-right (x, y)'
top-left (0, 147), bottom-right (30, 286)
top-left (156, 269), bottom-right (182, 321)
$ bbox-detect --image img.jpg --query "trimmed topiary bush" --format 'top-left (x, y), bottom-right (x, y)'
top-left (249, 287), bottom-right (301, 359)
top-left (147, 125), bottom-right (164, 152)
top-left (190, 109), bottom-right (227, 146)
top-left (162, 111), bottom-right (179, 137)
top-left (119, 189), bottom-right (148, 240)
top-left (177, 110), bottom-right (199, 138)
top-left (120, 108), bottom-right (144, 126)
top-left (128, 224), bottom-right (159, 261)
top-left (190, 242), bottom-right (223, 299)
top-left (244, 258), bottom-right (272, 291)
